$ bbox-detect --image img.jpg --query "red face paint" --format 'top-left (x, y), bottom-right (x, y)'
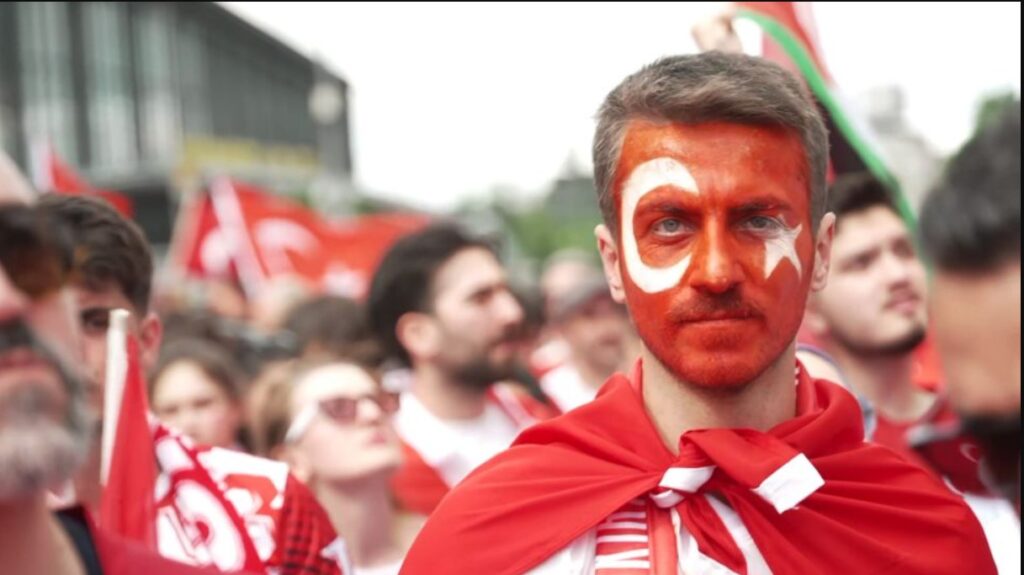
top-left (614, 120), bottom-right (814, 388)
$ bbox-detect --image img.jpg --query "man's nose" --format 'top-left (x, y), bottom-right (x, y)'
top-left (687, 222), bottom-right (744, 294)
top-left (494, 289), bottom-right (524, 328)
top-left (877, 249), bottom-right (914, 286)
top-left (0, 266), bottom-right (31, 324)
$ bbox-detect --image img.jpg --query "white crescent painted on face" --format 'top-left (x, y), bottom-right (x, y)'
top-left (620, 157), bottom-right (805, 293)
top-left (620, 157), bottom-right (699, 294)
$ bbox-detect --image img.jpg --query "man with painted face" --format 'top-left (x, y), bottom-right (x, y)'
top-left (401, 53), bottom-right (996, 575)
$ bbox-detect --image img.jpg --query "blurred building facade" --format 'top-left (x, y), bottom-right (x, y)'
top-left (0, 2), bottom-right (352, 244)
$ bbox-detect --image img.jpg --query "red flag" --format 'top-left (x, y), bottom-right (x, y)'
top-left (734, 2), bottom-right (916, 228)
top-left (174, 178), bottom-right (428, 299)
top-left (32, 143), bottom-right (135, 217)
top-left (99, 311), bottom-right (158, 549)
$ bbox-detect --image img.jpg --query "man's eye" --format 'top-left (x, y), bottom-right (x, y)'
top-left (652, 218), bottom-right (688, 236)
top-left (80, 310), bottom-right (110, 336)
top-left (742, 216), bottom-right (784, 233)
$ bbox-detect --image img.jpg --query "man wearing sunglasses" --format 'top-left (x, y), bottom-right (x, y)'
top-left (37, 193), bottom-right (350, 574)
top-left (1, 153), bottom-right (219, 574)
top-left (920, 104), bottom-right (1021, 512)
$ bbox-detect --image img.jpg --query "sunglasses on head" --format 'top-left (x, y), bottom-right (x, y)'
top-left (0, 204), bottom-right (73, 300)
top-left (284, 391), bottom-right (400, 444)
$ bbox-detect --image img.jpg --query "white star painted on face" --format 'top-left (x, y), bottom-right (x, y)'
top-left (763, 224), bottom-right (803, 279)
top-left (620, 157), bottom-right (699, 294)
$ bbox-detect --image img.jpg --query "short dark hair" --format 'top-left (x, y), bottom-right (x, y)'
top-left (828, 172), bottom-right (898, 229)
top-left (150, 338), bottom-right (245, 403)
top-left (920, 104), bottom-right (1021, 272)
top-left (283, 295), bottom-right (382, 365)
top-left (38, 194), bottom-right (153, 313)
top-left (593, 52), bottom-right (829, 234)
top-left (367, 223), bottom-right (492, 366)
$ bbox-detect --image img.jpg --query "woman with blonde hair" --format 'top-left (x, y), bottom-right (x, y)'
top-left (251, 358), bottom-right (416, 575)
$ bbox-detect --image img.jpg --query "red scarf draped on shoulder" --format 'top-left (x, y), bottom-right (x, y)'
top-left (402, 361), bottom-right (995, 575)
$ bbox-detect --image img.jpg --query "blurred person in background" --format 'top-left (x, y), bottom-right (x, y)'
top-left (284, 294), bottom-right (381, 363)
top-left (149, 339), bottom-right (247, 450)
top-left (803, 174), bottom-right (1020, 570)
top-left (367, 223), bottom-right (555, 516)
top-left (803, 174), bottom-right (942, 458)
top-left (157, 277), bottom-right (250, 325)
top-left (249, 274), bottom-right (314, 334)
top-left (161, 307), bottom-right (298, 380)
top-left (920, 103), bottom-right (1021, 511)
top-left (530, 249), bottom-right (596, 373)
top-left (539, 249), bottom-right (597, 321)
top-left (252, 359), bottom-right (416, 575)
top-left (0, 153), bottom-right (216, 574)
top-left (539, 271), bottom-right (632, 412)
top-left (503, 282), bottom-right (555, 405)
top-left (39, 194), bottom-right (349, 574)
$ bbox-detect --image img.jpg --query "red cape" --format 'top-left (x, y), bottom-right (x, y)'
top-left (402, 363), bottom-right (995, 574)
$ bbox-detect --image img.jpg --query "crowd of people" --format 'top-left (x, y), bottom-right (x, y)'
top-left (1, 43), bottom-right (1020, 575)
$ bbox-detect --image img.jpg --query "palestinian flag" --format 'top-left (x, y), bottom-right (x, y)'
top-left (735, 2), bottom-right (917, 229)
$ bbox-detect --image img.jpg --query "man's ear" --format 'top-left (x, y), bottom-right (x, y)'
top-left (810, 212), bottom-right (835, 293)
top-left (596, 224), bottom-right (626, 304)
top-left (138, 312), bottom-right (163, 373)
top-left (396, 312), bottom-right (441, 363)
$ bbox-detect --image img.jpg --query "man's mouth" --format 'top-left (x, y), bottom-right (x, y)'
top-left (884, 293), bottom-right (922, 314)
top-left (0, 347), bottom-right (54, 371)
top-left (685, 311), bottom-right (756, 323)
top-left (675, 307), bottom-right (760, 325)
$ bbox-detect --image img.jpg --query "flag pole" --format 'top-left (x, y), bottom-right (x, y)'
top-left (209, 177), bottom-right (267, 300)
top-left (100, 308), bottom-right (131, 486)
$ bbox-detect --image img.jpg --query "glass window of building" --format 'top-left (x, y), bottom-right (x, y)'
top-left (177, 20), bottom-right (210, 136)
top-left (17, 3), bottom-right (78, 165)
top-left (83, 1), bottom-right (137, 170)
top-left (134, 4), bottom-right (179, 164)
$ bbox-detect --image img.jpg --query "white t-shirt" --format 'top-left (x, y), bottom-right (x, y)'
top-left (394, 391), bottom-right (522, 487)
top-left (539, 363), bottom-right (599, 413)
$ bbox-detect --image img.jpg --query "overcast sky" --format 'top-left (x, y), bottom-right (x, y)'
top-left (222, 2), bottom-right (1021, 212)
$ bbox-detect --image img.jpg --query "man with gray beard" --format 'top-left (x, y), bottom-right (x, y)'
top-left (0, 152), bottom-right (217, 574)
